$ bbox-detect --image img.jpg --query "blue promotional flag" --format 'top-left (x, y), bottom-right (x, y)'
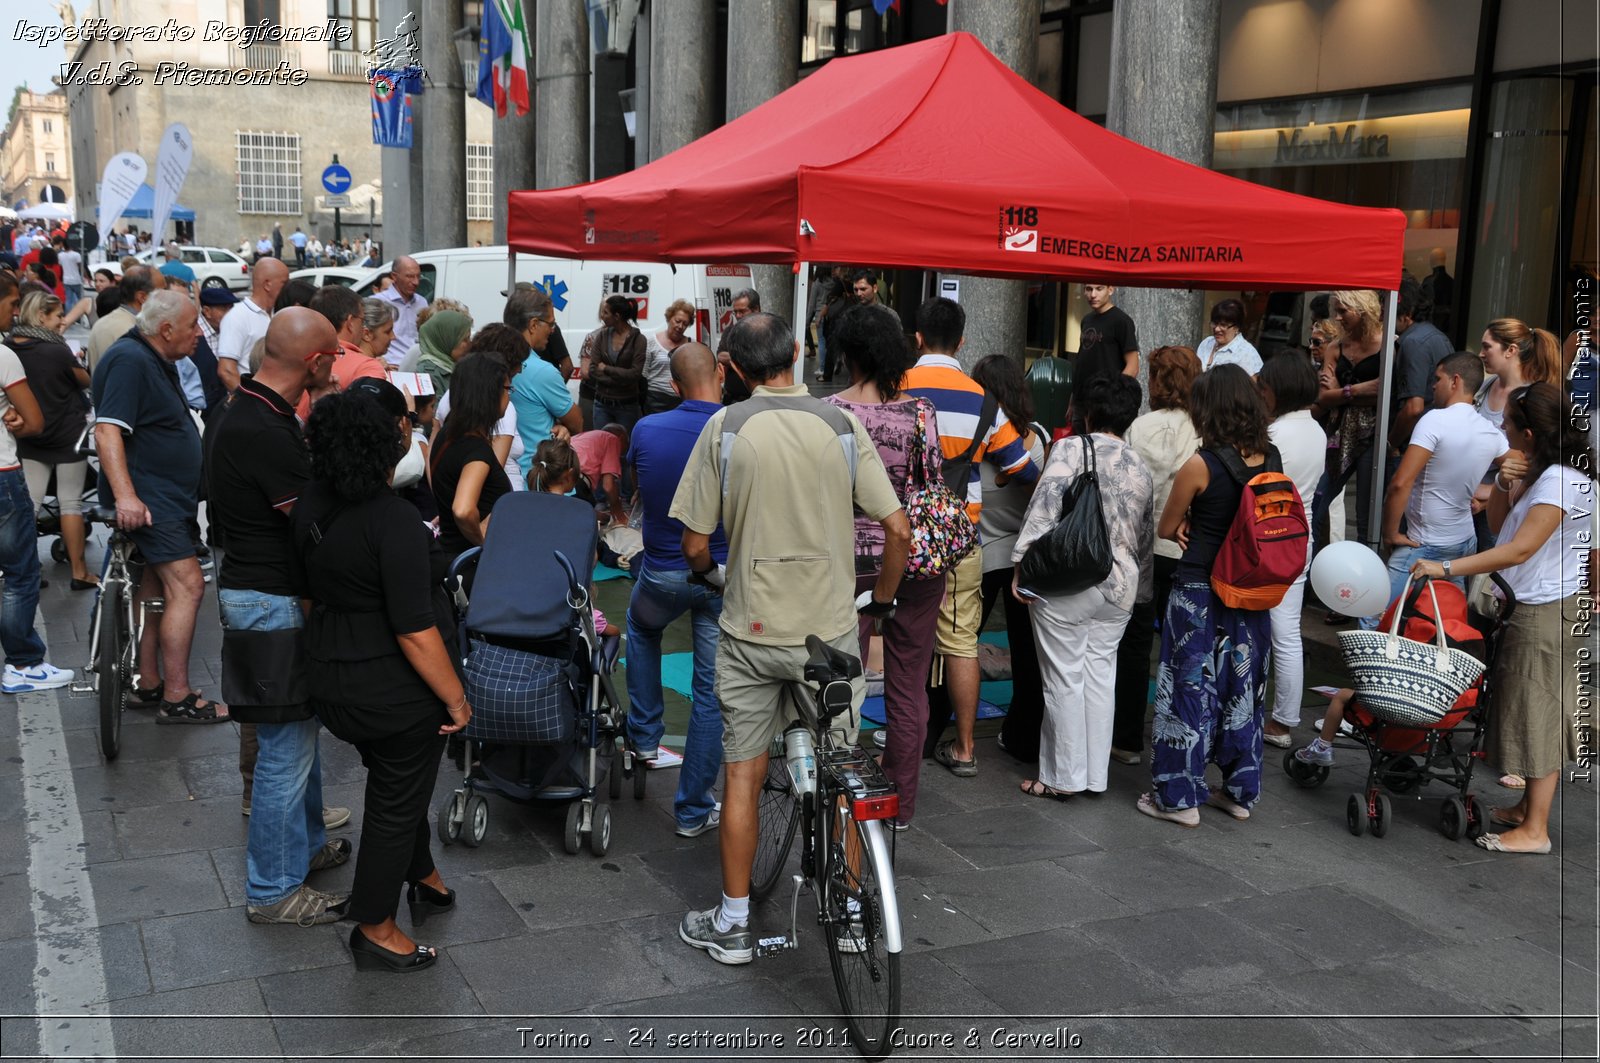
top-left (371, 67), bottom-right (423, 148)
top-left (475, 0), bottom-right (505, 111)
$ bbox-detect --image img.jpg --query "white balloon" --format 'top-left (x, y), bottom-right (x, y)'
top-left (1310, 542), bottom-right (1391, 618)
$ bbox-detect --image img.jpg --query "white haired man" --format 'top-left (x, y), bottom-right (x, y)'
top-left (92, 290), bottom-right (228, 724)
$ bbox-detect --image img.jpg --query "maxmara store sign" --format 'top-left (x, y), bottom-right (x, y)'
top-left (1214, 108), bottom-right (1470, 168)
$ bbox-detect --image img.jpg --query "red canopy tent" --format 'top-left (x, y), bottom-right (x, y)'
top-left (507, 31), bottom-right (1405, 291)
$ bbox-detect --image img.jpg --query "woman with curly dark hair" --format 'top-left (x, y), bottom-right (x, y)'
top-left (1139, 364), bottom-right (1275, 828)
top-left (294, 385), bottom-right (471, 972)
top-left (581, 295), bottom-right (646, 433)
top-left (824, 302), bottom-right (942, 827)
top-left (1113, 346), bottom-right (1203, 764)
top-left (430, 353), bottom-right (513, 557)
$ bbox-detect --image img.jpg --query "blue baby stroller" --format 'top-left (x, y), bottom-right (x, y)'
top-left (437, 492), bottom-right (639, 857)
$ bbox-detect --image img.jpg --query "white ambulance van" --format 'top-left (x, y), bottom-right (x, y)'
top-left (353, 246), bottom-right (753, 350)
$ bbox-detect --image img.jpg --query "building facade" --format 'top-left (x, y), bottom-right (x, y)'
top-left (1, 89), bottom-right (73, 212)
top-left (503, 0), bottom-right (1596, 355)
top-left (62, 0), bottom-right (496, 252)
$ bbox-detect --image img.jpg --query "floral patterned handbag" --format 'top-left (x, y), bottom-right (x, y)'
top-left (902, 401), bottom-right (978, 580)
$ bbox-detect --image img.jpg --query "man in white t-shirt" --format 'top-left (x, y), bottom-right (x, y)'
top-left (55, 238), bottom-right (84, 308)
top-left (1368, 351), bottom-right (1508, 628)
top-left (215, 257), bottom-right (288, 393)
top-left (375, 255), bottom-right (428, 363)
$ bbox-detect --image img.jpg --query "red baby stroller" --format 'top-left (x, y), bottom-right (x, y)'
top-left (1283, 574), bottom-right (1515, 841)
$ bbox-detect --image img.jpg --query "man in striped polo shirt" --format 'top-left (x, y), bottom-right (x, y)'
top-left (903, 297), bottom-right (1040, 778)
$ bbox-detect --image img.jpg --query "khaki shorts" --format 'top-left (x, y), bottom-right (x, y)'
top-left (934, 547), bottom-right (985, 658)
top-left (716, 630), bottom-right (864, 763)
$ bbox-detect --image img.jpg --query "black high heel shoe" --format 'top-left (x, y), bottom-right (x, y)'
top-left (348, 925), bottom-right (436, 973)
top-left (407, 881), bottom-right (455, 926)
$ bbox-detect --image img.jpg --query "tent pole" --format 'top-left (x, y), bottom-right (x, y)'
top-left (1368, 290), bottom-right (1400, 546)
top-left (793, 262), bottom-right (811, 377)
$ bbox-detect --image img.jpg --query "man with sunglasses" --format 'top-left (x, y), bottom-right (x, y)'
top-left (205, 307), bottom-right (352, 926)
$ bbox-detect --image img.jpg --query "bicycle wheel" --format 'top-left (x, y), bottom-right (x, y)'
top-left (96, 583), bottom-right (128, 761)
top-left (749, 752), bottom-right (800, 900)
top-left (822, 809), bottom-right (901, 1059)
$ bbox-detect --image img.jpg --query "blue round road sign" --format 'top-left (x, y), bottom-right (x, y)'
top-left (321, 164), bottom-right (352, 195)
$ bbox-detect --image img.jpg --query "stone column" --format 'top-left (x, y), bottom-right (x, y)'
top-left (727, 0), bottom-right (800, 325)
top-left (648, 0), bottom-right (715, 161)
top-left (379, 0), bottom-right (414, 254)
top-left (1107, 0), bottom-right (1220, 369)
top-left (536, 0), bottom-right (590, 189)
top-left (418, 0), bottom-right (467, 249)
top-left (634, 2), bottom-right (652, 165)
top-left (493, 0), bottom-right (538, 242)
top-left (947, 0), bottom-right (1040, 370)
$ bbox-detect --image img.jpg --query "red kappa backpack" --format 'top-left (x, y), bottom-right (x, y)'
top-left (1206, 445), bottom-right (1309, 610)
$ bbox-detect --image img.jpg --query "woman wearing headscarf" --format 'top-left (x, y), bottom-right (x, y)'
top-left (414, 309), bottom-right (473, 398)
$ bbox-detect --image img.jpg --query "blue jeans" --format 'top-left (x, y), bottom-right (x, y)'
top-left (624, 565), bottom-right (723, 830)
top-left (0, 468), bottom-right (46, 668)
top-left (220, 589), bottom-right (325, 905)
top-left (1358, 536), bottom-right (1477, 631)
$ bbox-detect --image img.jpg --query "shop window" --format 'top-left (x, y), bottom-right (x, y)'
top-left (1210, 83), bottom-right (1471, 345)
top-left (1463, 76), bottom-right (1570, 336)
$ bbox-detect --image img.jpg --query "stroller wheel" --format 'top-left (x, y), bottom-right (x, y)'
top-left (1439, 796), bottom-right (1467, 841)
top-left (1370, 792), bottom-right (1392, 838)
top-left (1381, 756), bottom-right (1421, 794)
top-left (1283, 748), bottom-right (1329, 789)
top-left (437, 791), bottom-right (465, 846)
top-left (1346, 793), bottom-right (1367, 837)
top-left (609, 746), bottom-right (624, 800)
top-left (563, 803), bottom-right (583, 855)
top-left (1466, 795), bottom-right (1489, 839)
top-left (463, 795), bottom-right (489, 848)
top-left (590, 804), bottom-right (611, 857)
top-left (50, 538), bottom-right (67, 564)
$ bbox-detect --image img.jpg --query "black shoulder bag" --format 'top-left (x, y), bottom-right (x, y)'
top-left (1017, 434), bottom-right (1114, 597)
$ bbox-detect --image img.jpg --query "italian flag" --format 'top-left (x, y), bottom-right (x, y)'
top-left (478, 0), bottom-right (532, 118)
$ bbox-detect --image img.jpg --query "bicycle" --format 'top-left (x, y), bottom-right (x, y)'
top-left (73, 507), bottom-right (161, 761)
top-left (751, 635), bottom-right (902, 1060)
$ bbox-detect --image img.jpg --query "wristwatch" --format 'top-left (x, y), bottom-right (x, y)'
top-left (1442, 559), bottom-right (1452, 578)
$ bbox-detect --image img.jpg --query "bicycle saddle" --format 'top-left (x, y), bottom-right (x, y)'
top-left (803, 635), bottom-right (863, 684)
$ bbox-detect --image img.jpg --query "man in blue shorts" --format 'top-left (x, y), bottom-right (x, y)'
top-left (93, 289), bottom-right (227, 724)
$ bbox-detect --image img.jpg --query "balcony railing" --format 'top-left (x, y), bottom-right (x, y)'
top-left (328, 49), bottom-right (367, 78)
top-left (230, 43), bottom-right (300, 71)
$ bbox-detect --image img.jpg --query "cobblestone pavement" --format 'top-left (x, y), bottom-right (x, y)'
top-left (1, 441), bottom-right (1596, 1061)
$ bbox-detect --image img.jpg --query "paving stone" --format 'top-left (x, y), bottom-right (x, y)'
top-left (1272, 961), bottom-right (1513, 1055)
top-left (177, 751), bottom-right (245, 801)
top-left (84, 850), bottom-right (227, 926)
top-left (0, 873), bottom-right (37, 943)
top-left (1470, 1018), bottom-right (1597, 1061)
top-left (140, 906), bottom-right (347, 992)
top-left (934, 927), bottom-right (1165, 1014)
top-left (259, 949), bottom-right (485, 1057)
top-left (1104, 985), bottom-right (1385, 1058)
top-left (1519, 925), bottom-right (1598, 973)
top-left (1182, 818), bottom-right (1392, 895)
top-left (111, 795), bottom-right (253, 859)
top-left (881, 822), bottom-right (980, 879)
top-left (109, 978), bottom-right (280, 1057)
top-left (1053, 841), bottom-right (1262, 914)
top-left (909, 860), bottom-right (1133, 938)
top-left (71, 758), bottom-right (198, 811)
top-left (452, 922), bottom-right (685, 1014)
top-left (394, 1016), bottom-right (614, 1059)
top-left (592, 976), bottom-right (816, 1062)
top-left (1211, 884), bottom-right (1449, 969)
top-left (1080, 903), bottom-right (1307, 989)
top-left (911, 805), bottom-right (1101, 868)
top-left (488, 851), bottom-right (691, 932)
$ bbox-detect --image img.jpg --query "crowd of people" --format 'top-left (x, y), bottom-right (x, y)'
top-left (0, 241), bottom-right (1592, 972)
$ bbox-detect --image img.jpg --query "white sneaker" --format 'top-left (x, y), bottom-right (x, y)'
top-left (2, 662), bottom-right (76, 694)
top-left (646, 748), bottom-right (684, 769)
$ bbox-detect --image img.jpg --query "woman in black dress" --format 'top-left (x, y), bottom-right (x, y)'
top-left (296, 384), bottom-right (471, 972)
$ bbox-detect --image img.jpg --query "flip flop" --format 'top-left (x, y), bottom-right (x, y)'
top-left (1136, 792), bottom-right (1199, 828)
top-left (1474, 832), bottom-right (1550, 855)
top-left (1019, 780), bottom-right (1074, 801)
top-left (1205, 791), bottom-right (1251, 820)
top-left (156, 691), bottom-right (229, 725)
top-left (934, 739), bottom-right (977, 778)
top-left (1498, 774), bottom-right (1527, 790)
